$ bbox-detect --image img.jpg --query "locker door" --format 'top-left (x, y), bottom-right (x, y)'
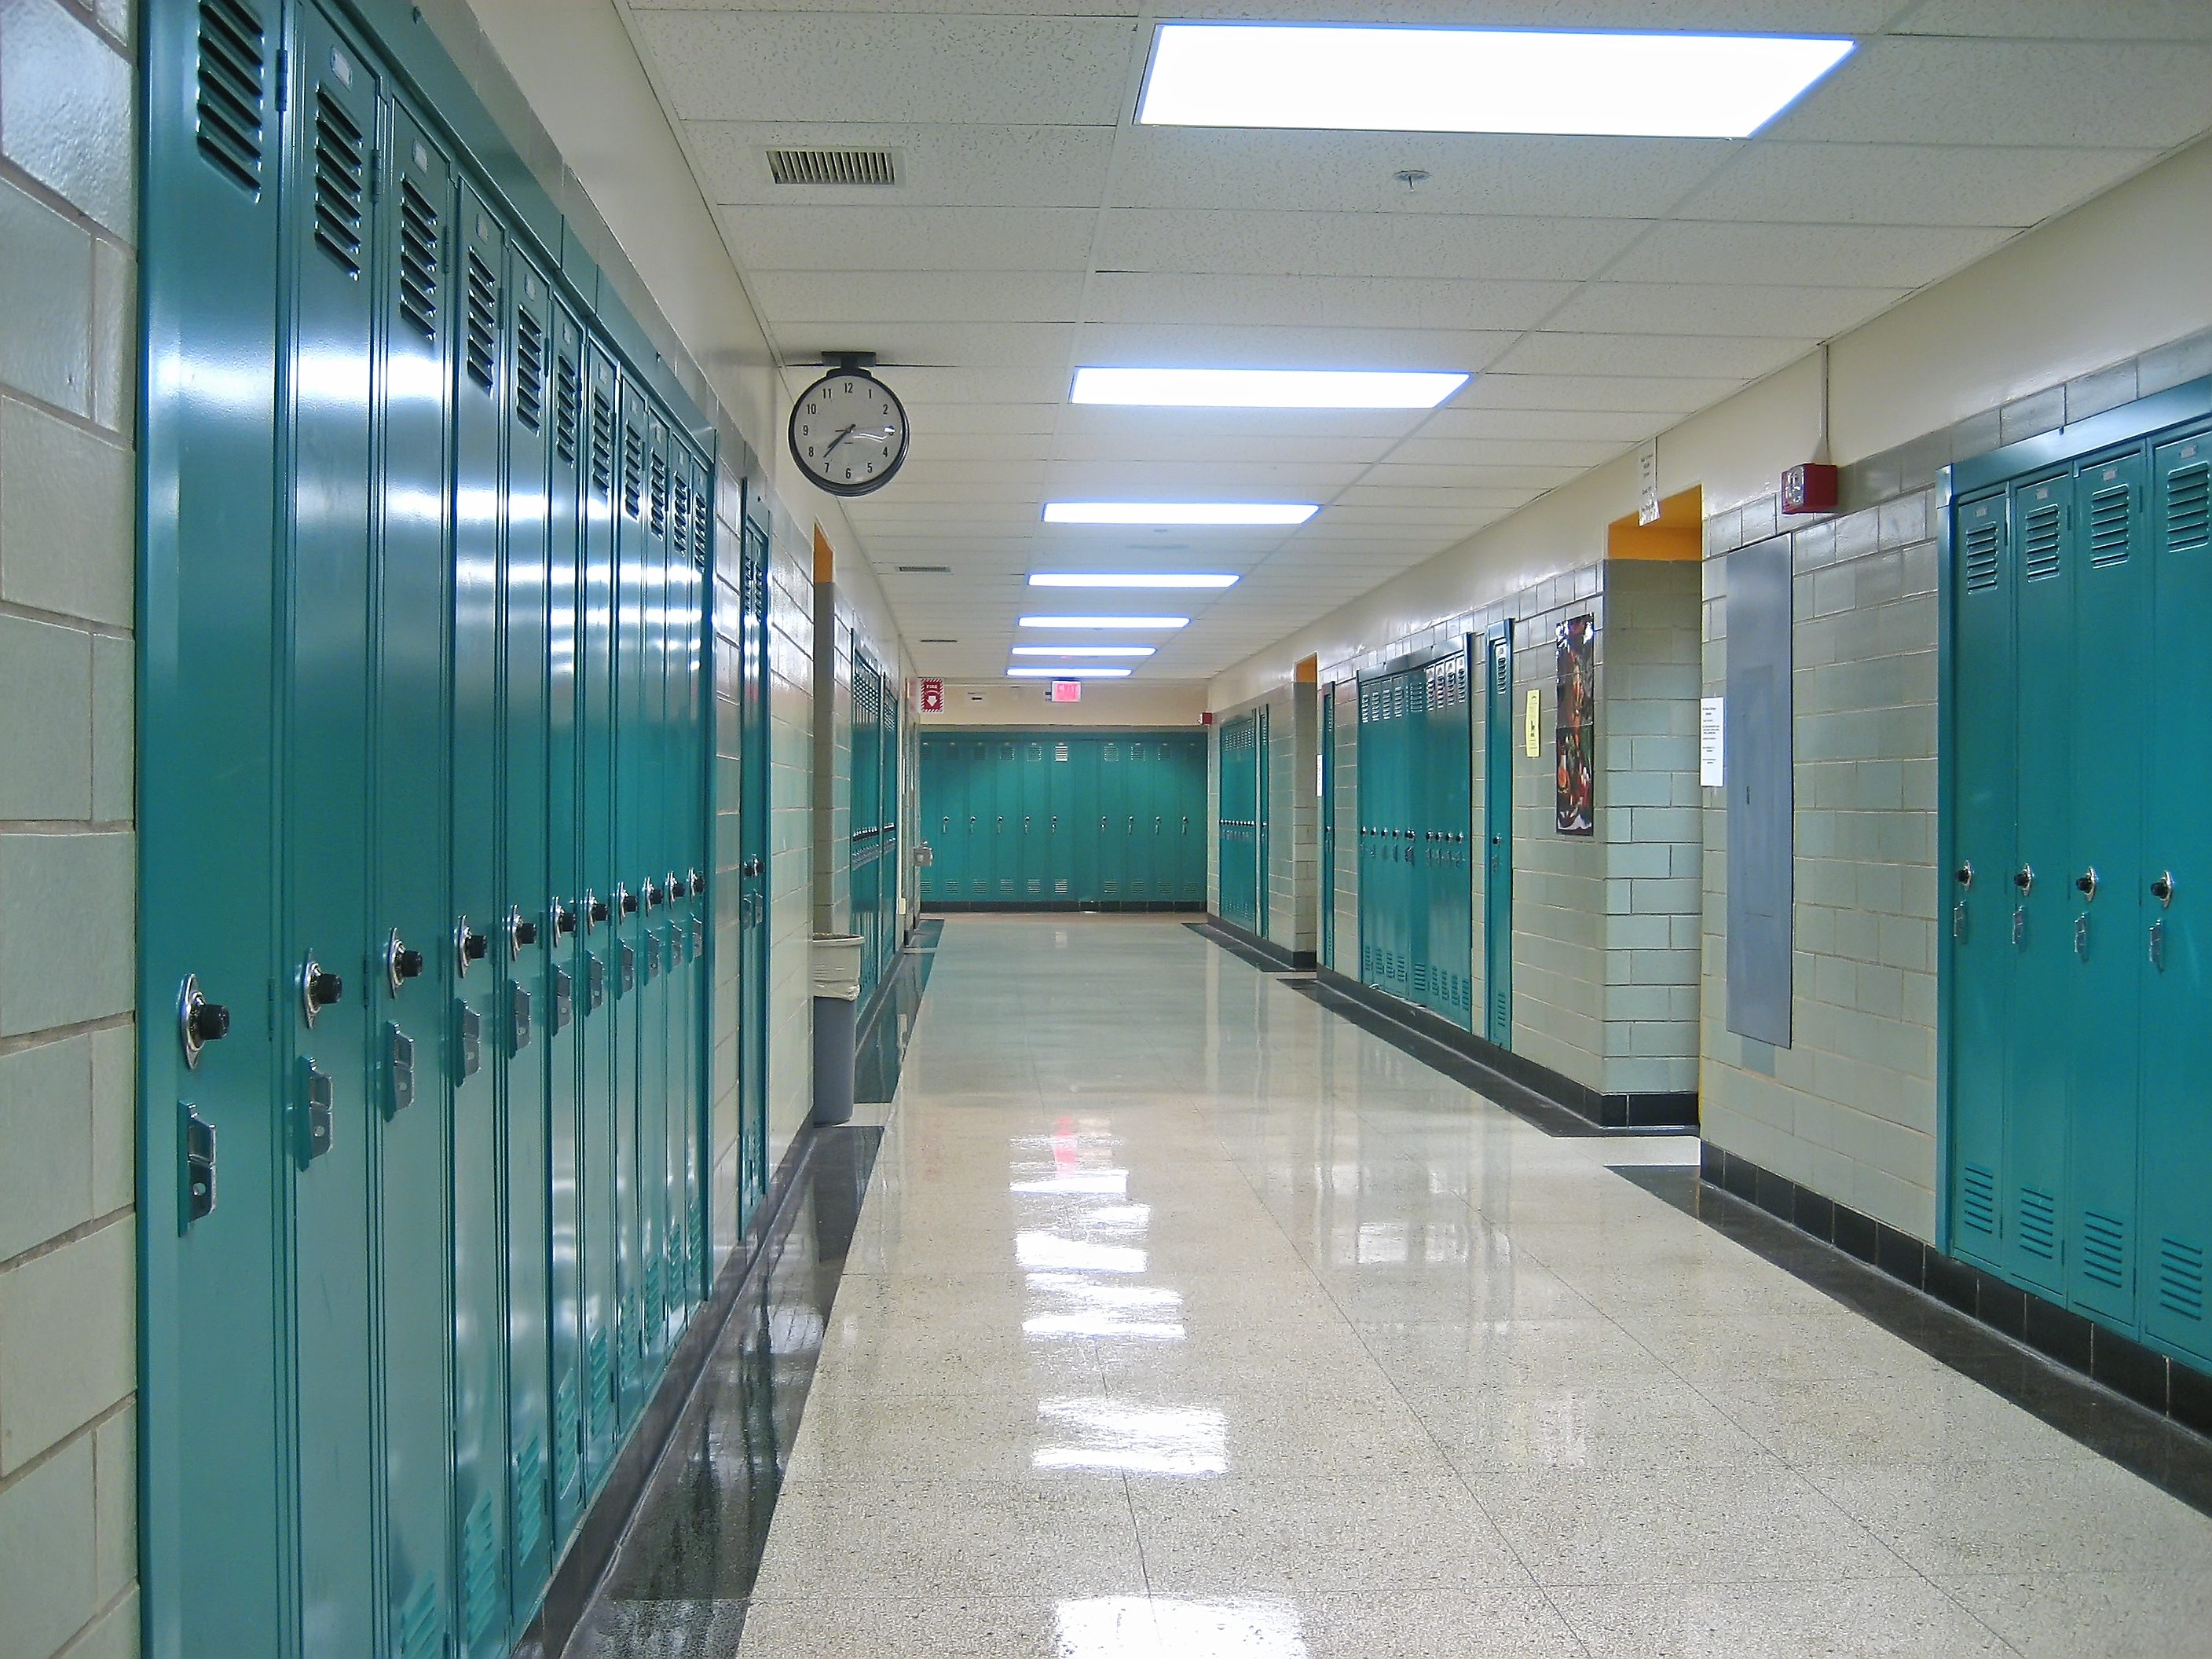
top-left (449, 185), bottom-right (511, 1659)
top-left (882, 692), bottom-right (902, 944)
top-left (375, 104), bottom-right (457, 1659)
top-left (1412, 670), bottom-right (1438, 1008)
top-left (1102, 738), bottom-right (1127, 903)
top-left (1020, 738), bottom-right (1049, 902)
top-left (1255, 707), bottom-right (1272, 937)
top-left (2005, 470), bottom-right (2073, 1296)
top-left (1047, 738), bottom-right (1074, 901)
top-left (1320, 689), bottom-right (1336, 964)
top-left (543, 305), bottom-right (587, 1544)
top-left (611, 379), bottom-right (648, 1421)
top-left (2064, 448), bottom-right (2148, 1327)
top-left (1068, 738), bottom-right (1097, 902)
top-left (635, 412), bottom-right (671, 1370)
top-left (735, 504), bottom-right (773, 1223)
top-left (1426, 651), bottom-right (1474, 1027)
top-left (1357, 684), bottom-right (1377, 984)
top-left (1122, 741), bottom-right (1150, 902)
top-left (577, 346), bottom-right (621, 1485)
top-left (676, 452), bottom-right (710, 1305)
top-left (918, 738), bottom-right (943, 900)
top-left (2141, 428), bottom-right (2212, 1364)
top-left (1483, 628), bottom-right (1515, 1046)
top-left (143, 3), bottom-right (290, 1650)
top-left (284, 14), bottom-right (382, 1654)
top-left (500, 250), bottom-right (555, 1615)
top-left (1946, 490), bottom-right (2015, 1272)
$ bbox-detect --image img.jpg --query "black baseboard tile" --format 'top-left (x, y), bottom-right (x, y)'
top-left (1308, 965), bottom-right (1697, 1135)
top-left (1201, 914), bottom-right (1318, 972)
top-left (1697, 1144), bottom-right (2212, 1448)
top-left (920, 899), bottom-right (1203, 914)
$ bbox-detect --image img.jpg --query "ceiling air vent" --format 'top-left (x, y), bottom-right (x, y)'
top-left (896, 564), bottom-right (950, 573)
top-left (767, 147), bottom-right (900, 187)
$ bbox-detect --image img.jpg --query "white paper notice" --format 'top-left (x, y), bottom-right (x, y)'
top-left (1700, 697), bottom-right (1725, 786)
top-left (1637, 439), bottom-right (1661, 526)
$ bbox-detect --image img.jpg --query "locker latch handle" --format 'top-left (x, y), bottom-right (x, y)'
top-left (300, 955), bottom-right (342, 1028)
top-left (178, 976), bottom-right (230, 1071)
top-left (2012, 866), bottom-right (2034, 895)
top-left (2152, 871), bottom-right (2175, 907)
top-left (386, 930), bottom-right (425, 996)
top-left (2075, 869), bottom-right (2097, 903)
top-left (1954, 862), bottom-right (1973, 890)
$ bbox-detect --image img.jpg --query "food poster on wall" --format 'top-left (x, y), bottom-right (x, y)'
top-left (1555, 614), bottom-right (1595, 836)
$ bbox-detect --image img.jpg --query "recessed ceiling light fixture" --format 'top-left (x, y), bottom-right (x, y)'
top-left (1045, 501), bottom-right (1316, 526)
top-left (1071, 367), bottom-right (1463, 409)
top-left (1020, 616), bottom-right (1189, 629)
top-left (1008, 667), bottom-right (1133, 679)
top-left (1029, 573), bottom-right (1238, 588)
top-left (1011, 646), bottom-right (1159, 657)
top-left (1137, 24), bottom-right (1855, 138)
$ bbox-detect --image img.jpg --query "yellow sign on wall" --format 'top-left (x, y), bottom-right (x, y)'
top-left (1524, 687), bottom-right (1541, 758)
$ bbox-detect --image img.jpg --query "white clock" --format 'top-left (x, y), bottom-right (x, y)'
top-left (788, 364), bottom-right (909, 496)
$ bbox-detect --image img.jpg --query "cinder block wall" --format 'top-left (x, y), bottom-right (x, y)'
top-left (767, 519), bottom-right (819, 1165)
top-left (1699, 324), bottom-right (2212, 1243)
top-left (0, 4), bottom-right (141, 1656)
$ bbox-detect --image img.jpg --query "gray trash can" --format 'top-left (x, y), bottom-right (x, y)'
top-left (811, 935), bottom-right (863, 1126)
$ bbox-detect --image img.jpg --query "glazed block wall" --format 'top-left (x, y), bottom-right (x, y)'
top-left (767, 519), bottom-right (819, 1169)
top-left (1699, 324), bottom-right (2212, 1243)
top-left (1321, 557), bottom-right (1701, 1098)
top-left (0, 4), bottom-right (140, 1657)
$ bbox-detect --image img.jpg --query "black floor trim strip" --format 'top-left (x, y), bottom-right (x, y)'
top-left (1614, 1163), bottom-right (2212, 1519)
top-left (1194, 913), bottom-right (1317, 972)
top-left (549, 1125), bottom-right (885, 1656)
top-left (1184, 918), bottom-right (1302, 976)
top-left (855, 918), bottom-right (941, 1104)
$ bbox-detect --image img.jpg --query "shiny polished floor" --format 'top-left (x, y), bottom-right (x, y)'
top-left (733, 916), bottom-right (2212, 1657)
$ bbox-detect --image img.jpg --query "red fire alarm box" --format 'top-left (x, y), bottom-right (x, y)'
top-left (1782, 463), bottom-right (1839, 515)
top-left (919, 678), bottom-right (943, 712)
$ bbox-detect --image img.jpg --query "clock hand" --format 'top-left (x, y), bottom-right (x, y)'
top-left (821, 423), bottom-right (859, 459)
top-left (848, 427), bottom-right (895, 449)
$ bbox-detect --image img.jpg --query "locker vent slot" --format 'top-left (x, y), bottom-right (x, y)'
top-left (395, 1574), bottom-right (442, 1659)
top-left (309, 92), bottom-right (366, 276)
top-left (554, 1372), bottom-right (581, 1482)
top-left (2168, 462), bottom-right (2210, 551)
top-left (1055, 879), bottom-right (1068, 893)
top-left (512, 1430), bottom-right (545, 1564)
top-left (692, 489), bottom-right (711, 568)
top-left (195, 0), bottom-right (267, 193)
top-left (463, 251), bottom-right (498, 391)
top-left (2020, 504), bottom-right (2063, 582)
top-left (587, 1328), bottom-right (613, 1436)
top-left (650, 449), bottom-right (668, 536)
top-left (1959, 1163), bottom-right (1997, 1235)
top-left (2080, 1210), bottom-right (2126, 1290)
top-left (674, 478), bottom-right (694, 562)
top-left (1027, 877), bottom-right (1042, 894)
top-left (589, 390), bottom-right (614, 497)
top-left (2017, 1186), bottom-right (2057, 1259)
top-left (514, 306), bottom-right (545, 430)
top-left (2086, 484), bottom-right (2131, 567)
top-left (459, 1492), bottom-right (500, 1646)
top-left (553, 354), bottom-right (580, 464)
top-left (397, 180), bottom-right (439, 340)
top-left (2159, 1236), bottom-right (2205, 1322)
top-left (621, 427), bottom-right (643, 518)
top-left (767, 146), bottom-right (899, 186)
top-left (1962, 520), bottom-right (2003, 591)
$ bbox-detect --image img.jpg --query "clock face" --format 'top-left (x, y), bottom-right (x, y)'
top-left (789, 370), bottom-right (910, 496)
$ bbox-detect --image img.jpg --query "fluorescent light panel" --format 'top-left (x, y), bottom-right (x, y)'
top-left (1011, 646), bottom-right (1157, 657)
top-left (1071, 367), bottom-right (1463, 409)
top-left (1137, 24), bottom-right (1855, 138)
top-left (1020, 616), bottom-right (1188, 629)
top-left (1044, 500), bottom-right (1315, 526)
top-left (1008, 667), bottom-right (1133, 679)
top-left (1029, 573), bottom-right (1239, 588)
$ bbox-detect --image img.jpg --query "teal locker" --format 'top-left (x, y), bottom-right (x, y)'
top-left (282, 13), bottom-right (382, 1653)
top-left (544, 302), bottom-right (587, 1543)
top-left (1421, 649), bottom-right (1474, 1027)
top-left (1946, 490), bottom-right (2013, 1269)
top-left (1069, 738), bottom-right (1101, 902)
top-left (611, 379), bottom-right (648, 1422)
top-left (1320, 690), bottom-right (1336, 966)
top-left (2142, 430), bottom-right (2212, 1364)
top-left (2005, 468), bottom-right (2072, 1297)
top-left (1133, 741), bottom-right (1163, 902)
top-left (375, 102), bottom-right (458, 1659)
top-left (882, 688), bottom-right (902, 949)
top-left (1255, 706), bottom-right (1272, 936)
top-left (449, 183), bottom-right (512, 1659)
top-left (635, 413), bottom-right (671, 1374)
top-left (577, 346), bottom-right (621, 1487)
top-left (142, 2), bottom-right (292, 1651)
top-left (917, 738), bottom-right (943, 899)
top-left (1483, 627), bottom-right (1514, 1047)
top-left (500, 247), bottom-right (555, 1614)
top-left (735, 504), bottom-right (773, 1224)
top-left (1100, 738), bottom-right (1126, 900)
top-left (679, 452), bottom-right (711, 1302)
top-left (2065, 448), bottom-right (2147, 1326)
top-left (1045, 737), bottom-right (1074, 901)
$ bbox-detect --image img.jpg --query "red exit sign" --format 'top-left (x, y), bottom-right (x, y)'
top-left (1050, 680), bottom-right (1082, 703)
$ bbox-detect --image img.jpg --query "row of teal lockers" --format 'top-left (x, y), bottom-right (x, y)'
top-left (1216, 708), bottom-right (1268, 934)
top-left (850, 652), bottom-right (902, 996)
top-left (1947, 383), bottom-right (2212, 1371)
top-left (141, 3), bottom-right (770, 1656)
top-left (917, 733), bottom-right (1207, 906)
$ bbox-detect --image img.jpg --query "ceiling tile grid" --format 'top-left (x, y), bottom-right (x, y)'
top-left (616, 1), bottom-right (2212, 683)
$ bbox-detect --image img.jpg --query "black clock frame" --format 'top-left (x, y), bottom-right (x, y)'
top-left (787, 365), bottom-right (910, 497)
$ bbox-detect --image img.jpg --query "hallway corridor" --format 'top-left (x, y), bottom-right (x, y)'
top-left (731, 917), bottom-right (2212, 1657)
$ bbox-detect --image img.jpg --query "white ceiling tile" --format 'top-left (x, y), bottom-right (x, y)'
top-left (681, 122), bottom-right (1115, 208)
top-left (1041, 459), bottom-right (1372, 495)
top-left (1093, 211), bottom-right (1646, 280)
top-left (1684, 143), bottom-right (2164, 229)
top-left (1110, 130), bottom-right (1730, 217)
top-left (1774, 36), bottom-right (2212, 148)
top-left (1601, 222), bottom-right (2014, 289)
top-left (1048, 432), bottom-right (1400, 467)
top-left (1072, 322), bottom-right (1517, 374)
top-left (1540, 281), bottom-right (1906, 339)
top-left (1488, 332), bottom-right (1811, 380)
top-left (1082, 273), bottom-right (1571, 332)
top-left (1899, 0), bottom-right (2212, 38)
top-left (1058, 405), bottom-right (1431, 441)
top-left (1412, 407), bottom-right (1675, 443)
top-left (718, 206), bottom-right (1097, 272)
top-left (1381, 436), bottom-right (1632, 470)
top-left (1331, 481), bottom-right (1561, 507)
top-left (1457, 372), bottom-right (1741, 412)
top-left (906, 431), bottom-right (1057, 463)
top-left (797, 322), bottom-right (1071, 369)
top-left (635, 12), bottom-right (1137, 124)
top-left (747, 269), bottom-right (1085, 325)
top-left (828, 366), bottom-right (1068, 404)
top-left (900, 402), bottom-right (1061, 434)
